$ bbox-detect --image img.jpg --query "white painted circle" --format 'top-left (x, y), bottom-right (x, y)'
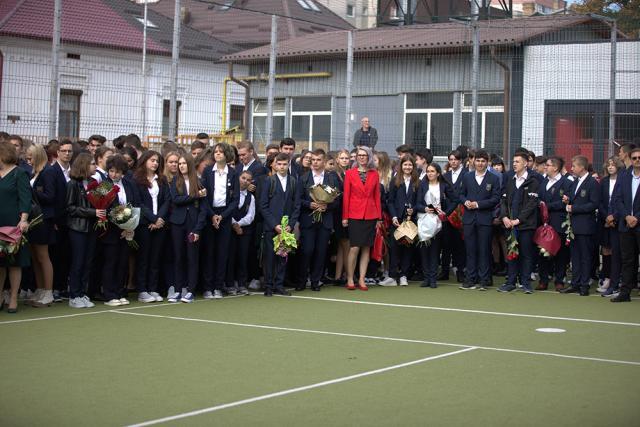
top-left (536, 328), bottom-right (566, 333)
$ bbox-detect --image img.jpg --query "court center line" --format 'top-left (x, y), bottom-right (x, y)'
top-left (266, 294), bottom-right (640, 327)
top-left (113, 311), bottom-right (640, 366)
top-left (126, 347), bottom-right (477, 427)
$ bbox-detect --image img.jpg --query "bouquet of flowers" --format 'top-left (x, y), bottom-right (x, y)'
top-left (108, 203), bottom-right (141, 249)
top-left (273, 216), bottom-right (297, 258)
top-left (534, 202), bottom-right (561, 257)
top-left (506, 228), bottom-right (519, 261)
top-left (393, 219), bottom-right (418, 247)
top-left (0, 215), bottom-right (43, 261)
top-left (447, 204), bottom-right (464, 230)
top-left (560, 213), bottom-right (575, 246)
top-left (87, 181), bottom-right (120, 231)
top-left (308, 184), bottom-right (340, 223)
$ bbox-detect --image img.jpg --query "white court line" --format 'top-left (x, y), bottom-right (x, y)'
top-left (271, 294), bottom-right (640, 327)
top-left (127, 347), bottom-right (477, 427)
top-left (113, 311), bottom-right (640, 366)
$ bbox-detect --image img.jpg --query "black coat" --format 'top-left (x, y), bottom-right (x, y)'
top-left (499, 173), bottom-right (540, 231)
top-left (65, 179), bottom-right (96, 233)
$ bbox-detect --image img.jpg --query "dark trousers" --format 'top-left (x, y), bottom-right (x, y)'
top-left (440, 222), bottom-right (465, 273)
top-left (263, 231), bottom-right (287, 291)
top-left (163, 225), bottom-right (176, 293)
top-left (388, 227), bottom-right (414, 279)
top-left (51, 223), bottom-right (70, 292)
top-left (464, 223), bottom-right (493, 285)
top-left (68, 229), bottom-right (96, 299)
top-left (601, 229), bottom-right (621, 288)
top-left (505, 229), bottom-right (534, 288)
top-left (420, 233), bottom-right (441, 285)
top-left (539, 232), bottom-right (570, 286)
top-left (298, 224), bottom-right (332, 286)
top-left (619, 229), bottom-right (640, 295)
top-left (171, 222), bottom-right (200, 293)
top-left (135, 226), bottom-right (166, 293)
top-left (203, 211), bottom-right (232, 291)
top-left (570, 234), bottom-right (594, 289)
top-left (226, 227), bottom-right (254, 288)
top-left (101, 240), bottom-right (129, 300)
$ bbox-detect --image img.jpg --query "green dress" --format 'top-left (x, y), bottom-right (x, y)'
top-left (0, 166), bottom-right (32, 267)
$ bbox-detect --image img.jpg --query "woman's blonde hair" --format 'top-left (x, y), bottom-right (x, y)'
top-left (375, 150), bottom-right (392, 190)
top-left (27, 144), bottom-right (48, 176)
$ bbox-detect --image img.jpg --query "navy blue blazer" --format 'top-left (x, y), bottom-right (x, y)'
top-left (540, 174), bottom-right (573, 233)
top-left (459, 171), bottom-right (501, 226)
top-left (245, 160), bottom-right (268, 180)
top-left (201, 165), bottom-right (240, 221)
top-left (102, 178), bottom-right (138, 244)
top-left (298, 170), bottom-right (341, 230)
top-left (611, 170), bottom-right (640, 232)
top-left (415, 180), bottom-right (458, 216)
top-left (134, 178), bottom-right (170, 226)
top-left (168, 176), bottom-right (206, 233)
top-left (259, 174), bottom-right (301, 232)
top-left (32, 165), bottom-right (57, 220)
top-left (19, 158), bottom-right (33, 177)
top-left (42, 162), bottom-right (69, 225)
top-left (568, 175), bottom-right (600, 235)
top-left (443, 167), bottom-right (467, 194)
top-left (388, 179), bottom-right (419, 221)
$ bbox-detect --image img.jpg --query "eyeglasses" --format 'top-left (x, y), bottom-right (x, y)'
top-left (357, 154), bottom-right (368, 158)
top-left (632, 156), bottom-right (640, 160)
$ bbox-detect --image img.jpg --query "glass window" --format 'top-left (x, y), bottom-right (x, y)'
top-left (484, 112), bottom-right (504, 157)
top-left (430, 113), bottom-right (453, 156)
top-left (59, 90), bottom-right (82, 139)
top-left (291, 116), bottom-right (310, 144)
top-left (297, 0), bottom-right (311, 10)
top-left (253, 99), bottom-right (285, 114)
top-left (407, 92), bottom-right (453, 109)
top-left (312, 115), bottom-right (331, 151)
top-left (461, 112), bottom-right (482, 148)
top-left (162, 99), bottom-right (182, 138)
top-left (252, 116), bottom-right (285, 146)
top-left (405, 113), bottom-right (427, 150)
top-left (346, 4), bottom-right (355, 17)
top-left (292, 97), bottom-right (331, 112)
top-left (229, 105), bottom-right (244, 129)
top-left (463, 93), bottom-right (504, 107)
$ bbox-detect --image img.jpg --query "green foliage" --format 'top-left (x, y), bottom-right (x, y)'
top-left (571, 0), bottom-right (640, 38)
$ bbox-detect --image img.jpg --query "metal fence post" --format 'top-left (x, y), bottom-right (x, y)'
top-left (609, 20), bottom-right (617, 157)
top-left (48, 0), bottom-right (62, 140)
top-left (169, 0), bottom-right (181, 142)
top-left (266, 15), bottom-right (278, 147)
top-left (344, 30), bottom-right (354, 149)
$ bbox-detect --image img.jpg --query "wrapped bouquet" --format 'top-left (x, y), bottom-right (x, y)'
top-left (0, 215), bottom-right (43, 261)
top-left (273, 216), bottom-right (297, 258)
top-left (87, 181), bottom-right (119, 231)
top-left (108, 203), bottom-right (141, 249)
top-left (308, 184), bottom-right (340, 223)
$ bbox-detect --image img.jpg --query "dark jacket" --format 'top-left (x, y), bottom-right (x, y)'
top-left (568, 174), bottom-right (600, 235)
top-left (388, 178), bottom-right (419, 222)
top-left (32, 165), bottom-right (57, 220)
top-left (298, 170), bottom-right (341, 230)
top-left (259, 174), bottom-right (301, 232)
top-left (540, 174), bottom-right (573, 233)
top-left (43, 161), bottom-right (69, 225)
top-left (65, 179), bottom-right (96, 233)
top-left (101, 178), bottom-right (138, 244)
top-left (443, 167), bottom-right (467, 194)
top-left (168, 176), bottom-right (206, 233)
top-left (201, 165), bottom-right (240, 221)
top-left (134, 177), bottom-right (170, 226)
top-left (459, 171), bottom-right (501, 226)
top-left (612, 169), bottom-right (640, 233)
top-left (352, 127), bottom-right (378, 148)
top-left (415, 179), bottom-right (458, 216)
top-left (499, 173), bottom-right (540, 231)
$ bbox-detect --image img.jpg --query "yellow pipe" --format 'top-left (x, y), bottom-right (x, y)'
top-left (221, 72), bottom-right (332, 132)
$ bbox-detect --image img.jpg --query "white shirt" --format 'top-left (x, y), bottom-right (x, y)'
top-left (514, 171), bottom-right (528, 189)
top-left (419, 170), bottom-right (426, 181)
top-left (232, 190), bottom-right (256, 227)
top-left (185, 178), bottom-right (190, 196)
top-left (574, 173), bottom-right (588, 195)
top-left (609, 177), bottom-right (616, 203)
top-left (113, 180), bottom-right (127, 205)
top-left (546, 174), bottom-right (560, 191)
top-left (428, 183), bottom-right (440, 205)
top-left (475, 171), bottom-right (486, 186)
top-left (92, 167), bottom-right (107, 183)
top-left (213, 165), bottom-right (229, 207)
top-left (149, 175), bottom-right (159, 215)
top-left (404, 176), bottom-right (411, 193)
top-left (450, 167), bottom-right (462, 184)
top-left (58, 161), bottom-right (70, 183)
top-left (242, 159), bottom-right (255, 172)
top-left (313, 171), bottom-right (325, 186)
top-left (278, 173), bottom-right (288, 193)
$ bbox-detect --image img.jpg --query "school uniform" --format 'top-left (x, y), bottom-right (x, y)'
top-left (441, 167), bottom-right (467, 281)
top-left (169, 176), bottom-right (206, 295)
top-left (100, 177), bottom-right (137, 301)
top-left (598, 175), bottom-right (621, 292)
top-left (259, 173), bottom-right (301, 295)
top-left (564, 174), bottom-right (600, 295)
top-left (415, 180), bottom-right (458, 287)
top-left (201, 165), bottom-right (240, 294)
top-left (459, 170), bottom-right (501, 287)
top-left (134, 175), bottom-right (170, 295)
top-left (226, 189), bottom-right (256, 291)
top-left (242, 159), bottom-right (268, 284)
top-left (387, 177), bottom-right (418, 281)
top-left (498, 172), bottom-right (540, 292)
top-left (538, 174), bottom-right (573, 290)
top-left (29, 165), bottom-right (56, 246)
top-left (297, 170), bottom-right (341, 290)
top-left (44, 161), bottom-right (71, 294)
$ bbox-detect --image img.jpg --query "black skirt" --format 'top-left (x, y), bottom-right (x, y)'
top-left (348, 219), bottom-right (376, 247)
top-left (27, 218), bottom-right (56, 246)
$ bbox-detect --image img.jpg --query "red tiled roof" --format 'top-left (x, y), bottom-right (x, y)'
top-left (222, 14), bottom-right (608, 63)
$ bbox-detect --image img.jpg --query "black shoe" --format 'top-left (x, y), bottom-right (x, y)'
top-left (456, 271), bottom-right (465, 283)
top-left (430, 282), bottom-right (438, 289)
top-left (311, 285), bottom-right (321, 292)
top-left (420, 281), bottom-right (430, 288)
top-left (294, 285), bottom-right (306, 291)
top-left (560, 287), bottom-right (579, 294)
top-left (437, 271), bottom-right (449, 281)
top-left (459, 282), bottom-right (474, 290)
top-left (273, 288), bottom-right (291, 296)
top-left (333, 278), bottom-right (346, 287)
top-left (611, 293), bottom-right (631, 302)
top-left (264, 289), bottom-right (273, 297)
top-left (579, 287), bottom-right (590, 296)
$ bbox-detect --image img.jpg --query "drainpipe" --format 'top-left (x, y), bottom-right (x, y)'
top-left (227, 62), bottom-right (250, 140)
top-left (490, 46), bottom-right (511, 161)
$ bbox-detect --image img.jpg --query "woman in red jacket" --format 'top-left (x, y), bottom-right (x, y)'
top-left (342, 146), bottom-right (382, 291)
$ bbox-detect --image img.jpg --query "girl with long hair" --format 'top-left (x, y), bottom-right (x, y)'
top-left (332, 149), bottom-right (352, 285)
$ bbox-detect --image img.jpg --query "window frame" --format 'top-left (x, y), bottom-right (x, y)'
top-left (289, 97), bottom-right (332, 151)
top-left (58, 89), bottom-right (82, 139)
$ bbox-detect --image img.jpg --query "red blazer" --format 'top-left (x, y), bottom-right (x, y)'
top-left (342, 168), bottom-right (382, 220)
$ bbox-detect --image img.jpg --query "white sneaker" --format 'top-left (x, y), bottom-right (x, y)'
top-left (167, 286), bottom-right (175, 297)
top-left (379, 277), bottom-right (398, 286)
top-left (138, 292), bottom-right (156, 303)
top-left (28, 289), bottom-right (43, 302)
top-left (181, 292), bottom-right (195, 303)
top-left (104, 299), bottom-right (122, 307)
top-left (167, 292), bottom-right (180, 303)
top-left (181, 287), bottom-right (188, 298)
top-left (69, 297), bottom-right (85, 308)
top-left (34, 290), bottom-right (54, 306)
top-left (597, 279), bottom-right (610, 293)
top-left (248, 279), bottom-right (261, 291)
top-left (399, 276), bottom-right (409, 286)
top-left (119, 298), bottom-right (130, 305)
top-left (81, 295), bottom-right (95, 308)
top-left (213, 290), bottom-right (223, 299)
top-left (149, 292), bottom-right (163, 302)
top-left (203, 291), bottom-right (215, 300)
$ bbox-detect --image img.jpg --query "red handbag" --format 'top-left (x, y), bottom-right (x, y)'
top-left (371, 222), bottom-right (387, 262)
top-left (533, 202), bottom-right (561, 256)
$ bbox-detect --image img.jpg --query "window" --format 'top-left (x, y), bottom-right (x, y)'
top-left (58, 89), bottom-right (81, 139)
top-left (229, 105), bottom-right (244, 129)
top-left (290, 97), bottom-right (331, 152)
top-left (135, 17), bottom-right (158, 28)
top-left (252, 99), bottom-right (286, 149)
top-left (307, 0), bottom-right (321, 12)
top-left (220, 0), bottom-right (235, 10)
top-left (162, 99), bottom-right (182, 138)
top-left (346, 4), bottom-right (355, 17)
top-left (461, 92), bottom-right (504, 154)
top-left (296, 0), bottom-right (311, 10)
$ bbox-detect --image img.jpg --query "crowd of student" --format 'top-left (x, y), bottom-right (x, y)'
top-left (0, 130), bottom-right (638, 314)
